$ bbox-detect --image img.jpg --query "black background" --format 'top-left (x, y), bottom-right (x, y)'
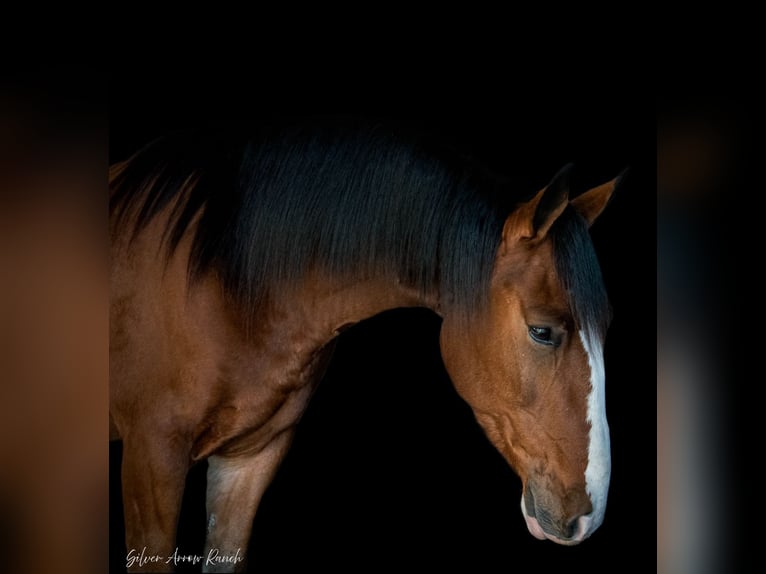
top-left (109, 73), bottom-right (654, 572)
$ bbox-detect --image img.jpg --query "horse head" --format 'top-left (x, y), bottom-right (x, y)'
top-left (440, 165), bottom-right (618, 544)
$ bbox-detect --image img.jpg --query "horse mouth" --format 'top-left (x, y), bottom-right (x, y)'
top-left (521, 488), bottom-right (586, 546)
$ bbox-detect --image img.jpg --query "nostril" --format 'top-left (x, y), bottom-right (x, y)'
top-left (565, 513), bottom-right (591, 540)
top-left (564, 517), bottom-right (579, 539)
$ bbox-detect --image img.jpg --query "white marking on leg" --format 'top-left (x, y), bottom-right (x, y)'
top-left (207, 513), bottom-right (217, 535)
top-left (578, 329), bottom-right (611, 540)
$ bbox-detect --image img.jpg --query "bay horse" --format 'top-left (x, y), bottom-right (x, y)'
top-left (110, 123), bottom-right (618, 573)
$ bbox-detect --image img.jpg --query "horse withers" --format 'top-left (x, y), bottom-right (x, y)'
top-left (109, 125), bottom-right (619, 572)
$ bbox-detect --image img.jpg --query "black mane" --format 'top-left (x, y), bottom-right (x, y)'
top-left (550, 207), bottom-right (612, 340)
top-left (110, 121), bottom-right (608, 334)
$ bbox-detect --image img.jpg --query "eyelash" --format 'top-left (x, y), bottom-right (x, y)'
top-left (528, 326), bottom-right (555, 346)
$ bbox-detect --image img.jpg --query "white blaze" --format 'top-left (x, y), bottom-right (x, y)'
top-left (578, 329), bottom-right (611, 537)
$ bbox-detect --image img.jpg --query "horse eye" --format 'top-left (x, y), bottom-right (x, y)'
top-left (528, 326), bottom-right (554, 346)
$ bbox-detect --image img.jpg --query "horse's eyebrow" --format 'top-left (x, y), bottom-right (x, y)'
top-left (525, 305), bottom-right (573, 326)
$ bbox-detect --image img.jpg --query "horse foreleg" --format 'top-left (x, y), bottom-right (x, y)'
top-left (121, 432), bottom-right (190, 573)
top-left (202, 430), bottom-right (294, 573)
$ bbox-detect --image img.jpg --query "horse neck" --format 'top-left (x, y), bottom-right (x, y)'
top-left (271, 272), bottom-right (441, 351)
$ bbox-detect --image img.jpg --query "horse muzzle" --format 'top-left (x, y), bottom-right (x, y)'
top-left (520, 484), bottom-right (599, 545)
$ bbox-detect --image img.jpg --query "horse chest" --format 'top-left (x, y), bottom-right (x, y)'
top-left (188, 335), bottom-right (335, 460)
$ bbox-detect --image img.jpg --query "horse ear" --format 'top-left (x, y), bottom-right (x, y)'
top-left (503, 163), bottom-right (572, 246)
top-left (570, 169), bottom-right (625, 227)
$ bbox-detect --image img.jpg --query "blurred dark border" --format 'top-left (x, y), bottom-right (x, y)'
top-left (1, 64), bottom-right (107, 574)
top-left (658, 94), bottom-right (753, 572)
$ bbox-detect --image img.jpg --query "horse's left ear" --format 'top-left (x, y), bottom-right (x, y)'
top-left (570, 169), bottom-right (626, 227)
